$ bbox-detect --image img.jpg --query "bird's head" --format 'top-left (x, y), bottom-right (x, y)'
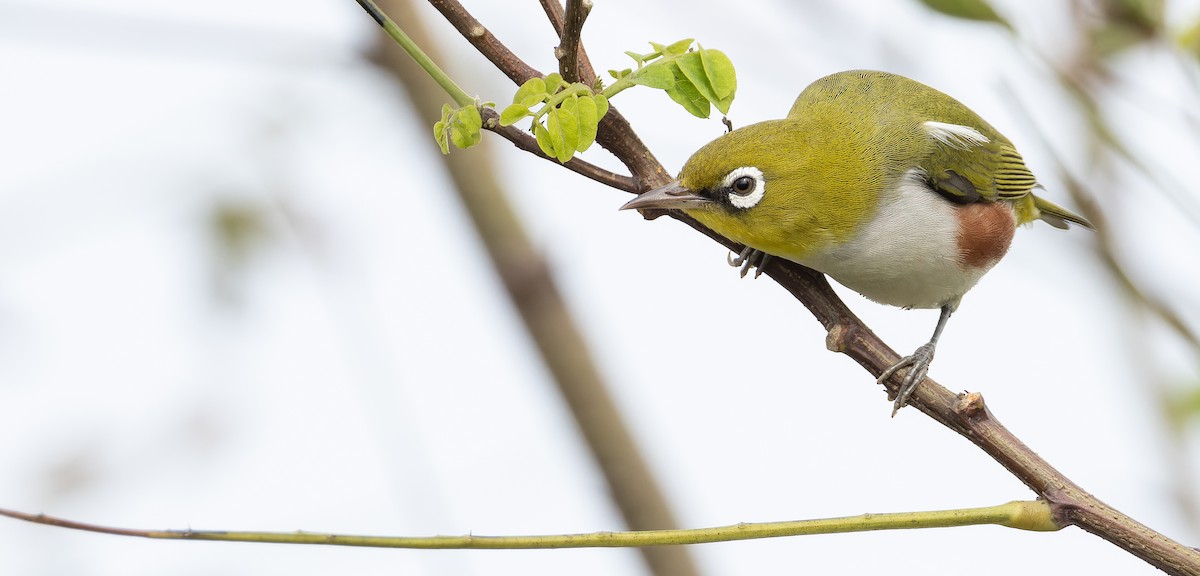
top-left (621, 119), bottom-right (877, 261)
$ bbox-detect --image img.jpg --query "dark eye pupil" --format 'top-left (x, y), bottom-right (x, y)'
top-left (732, 176), bottom-right (755, 194)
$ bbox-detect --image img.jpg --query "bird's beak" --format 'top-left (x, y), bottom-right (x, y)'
top-left (619, 181), bottom-right (712, 211)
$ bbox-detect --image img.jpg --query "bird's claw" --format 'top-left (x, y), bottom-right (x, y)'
top-left (878, 342), bottom-right (936, 417)
top-left (726, 247), bottom-right (772, 278)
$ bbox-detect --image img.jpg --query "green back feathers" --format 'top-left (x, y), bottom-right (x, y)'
top-left (790, 71), bottom-right (1091, 229)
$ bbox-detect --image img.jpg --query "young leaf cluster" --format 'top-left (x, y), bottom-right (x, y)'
top-left (499, 74), bottom-right (609, 163)
top-left (431, 39), bottom-right (737, 163)
top-left (610, 39), bottom-right (737, 119)
top-left (433, 103), bottom-right (483, 154)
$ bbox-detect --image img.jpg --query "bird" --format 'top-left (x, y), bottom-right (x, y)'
top-left (621, 70), bottom-right (1092, 415)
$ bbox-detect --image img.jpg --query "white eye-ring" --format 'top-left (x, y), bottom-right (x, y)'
top-left (723, 166), bottom-right (765, 210)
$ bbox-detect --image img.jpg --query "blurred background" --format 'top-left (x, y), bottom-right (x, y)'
top-left (2, 0), bottom-right (1199, 574)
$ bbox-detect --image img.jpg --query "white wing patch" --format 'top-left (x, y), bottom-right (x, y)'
top-left (923, 121), bottom-right (990, 149)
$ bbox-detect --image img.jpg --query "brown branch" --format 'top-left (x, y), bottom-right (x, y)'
top-left (539, 0), bottom-right (597, 85)
top-left (555, 0), bottom-right (594, 85)
top-left (538, 0), bottom-right (565, 35)
top-left (414, 3), bottom-right (1200, 573)
top-left (374, 3), bottom-right (699, 576)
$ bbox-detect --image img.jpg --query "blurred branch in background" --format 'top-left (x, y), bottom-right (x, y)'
top-left (1032, 0), bottom-right (1200, 537)
top-left (368, 2), bottom-right (699, 575)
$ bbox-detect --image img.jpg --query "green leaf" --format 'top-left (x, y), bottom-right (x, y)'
top-left (546, 108), bottom-right (565, 160)
top-left (514, 77), bottom-right (548, 106)
top-left (675, 51), bottom-right (720, 107)
top-left (700, 49), bottom-right (736, 100)
top-left (433, 119), bottom-right (449, 154)
top-left (456, 105), bottom-right (482, 132)
top-left (433, 104), bottom-right (454, 154)
top-left (563, 96), bottom-right (582, 157)
top-left (533, 121), bottom-right (555, 158)
top-left (664, 38), bottom-right (693, 56)
top-left (593, 93), bottom-right (609, 120)
top-left (449, 123), bottom-right (470, 149)
top-left (576, 95), bottom-right (598, 151)
top-left (630, 62), bottom-right (676, 89)
top-left (624, 51), bottom-right (646, 65)
top-left (500, 103), bottom-right (531, 126)
top-left (918, 0), bottom-right (1012, 29)
top-left (544, 72), bottom-right (564, 91)
top-left (664, 63), bottom-right (710, 118)
top-left (648, 41), bottom-right (667, 55)
top-left (549, 102), bottom-right (579, 163)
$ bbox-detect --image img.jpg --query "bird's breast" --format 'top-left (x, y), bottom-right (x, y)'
top-left (786, 170), bottom-right (1016, 310)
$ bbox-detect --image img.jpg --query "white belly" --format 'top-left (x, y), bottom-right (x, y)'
top-left (794, 171), bottom-right (997, 310)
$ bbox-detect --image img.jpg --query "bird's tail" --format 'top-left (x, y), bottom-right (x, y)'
top-left (1031, 194), bottom-right (1094, 230)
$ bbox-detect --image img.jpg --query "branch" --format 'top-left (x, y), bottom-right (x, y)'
top-left (481, 108), bottom-right (637, 192)
top-left (0, 501), bottom-right (1058, 548)
top-left (539, 0), bottom-right (598, 85)
top-left (555, 0), bottom-right (593, 84)
top-left (409, 4), bottom-right (1200, 574)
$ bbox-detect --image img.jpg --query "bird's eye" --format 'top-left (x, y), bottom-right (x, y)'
top-left (731, 176), bottom-right (756, 195)
top-left (721, 167), bottom-right (765, 210)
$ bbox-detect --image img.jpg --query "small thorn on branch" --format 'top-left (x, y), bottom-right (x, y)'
top-left (825, 323), bottom-right (854, 353)
top-left (953, 391), bottom-right (986, 419)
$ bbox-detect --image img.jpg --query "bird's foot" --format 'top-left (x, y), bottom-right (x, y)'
top-left (877, 342), bottom-right (936, 417)
top-left (726, 247), bottom-right (773, 278)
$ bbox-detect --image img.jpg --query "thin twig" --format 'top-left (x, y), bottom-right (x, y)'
top-left (482, 109), bottom-right (638, 192)
top-left (0, 501), bottom-right (1058, 548)
top-left (356, 0), bottom-right (472, 106)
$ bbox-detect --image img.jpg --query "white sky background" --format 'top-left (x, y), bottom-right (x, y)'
top-left (1, 0), bottom-right (1199, 574)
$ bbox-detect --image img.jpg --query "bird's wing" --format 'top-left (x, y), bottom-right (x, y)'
top-left (918, 120), bottom-right (1094, 229)
top-left (919, 120), bottom-right (1035, 205)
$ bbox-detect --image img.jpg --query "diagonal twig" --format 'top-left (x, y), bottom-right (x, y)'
top-left (482, 108), bottom-right (638, 192)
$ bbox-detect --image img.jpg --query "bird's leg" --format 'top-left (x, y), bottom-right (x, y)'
top-left (726, 247), bottom-right (772, 278)
top-left (877, 304), bottom-right (953, 416)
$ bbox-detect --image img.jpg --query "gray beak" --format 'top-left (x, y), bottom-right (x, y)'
top-left (619, 181), bottom-right (713, 211)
